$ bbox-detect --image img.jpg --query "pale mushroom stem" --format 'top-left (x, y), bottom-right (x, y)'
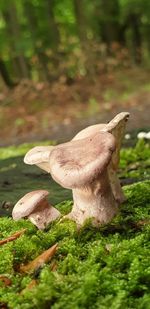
top-left (108, 168), bottom-right (126, 203)
top-left (71, 112), bottom-right (129, 205)
top-left (28, 199), bottom-right (60, 230)
top-left (106, 113), bottom-right (129, 204)
top-left (65, 171), bottom-right (118, 227)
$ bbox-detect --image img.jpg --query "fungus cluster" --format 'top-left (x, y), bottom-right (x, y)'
top-left (13, 112), bottom-right (129, 228)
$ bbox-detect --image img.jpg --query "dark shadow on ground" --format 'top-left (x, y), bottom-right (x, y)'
top-left (0, 155), bottom-right (71, 216)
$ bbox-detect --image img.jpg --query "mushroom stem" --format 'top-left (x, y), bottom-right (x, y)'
top-left (64, 171), bottom-right (118, 227)
top-left (28, 199), bottom-right (60, 230)
top-left (108, 167), bottom-right (126, 203)
top-left (12, 190), bottom-right (61, 230)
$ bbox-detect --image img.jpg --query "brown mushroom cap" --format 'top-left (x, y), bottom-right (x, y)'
top-left (12, 190), bottom-right (49, 220)
top-left (49, 132), bottom-right (116, 189)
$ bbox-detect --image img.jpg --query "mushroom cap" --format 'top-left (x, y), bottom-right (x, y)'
top-left (105, 112), bottom-right (130, 133)
top-left (73, 112), bottom-right (130, 140)
top-left (49, 132), bottom-right (116, 189)
top-left (73, 124), bottom-right (106, 140)
top-left (12, 190), bottom-right (49, 220)
top-left (24, 146), bottom-right (54, 172)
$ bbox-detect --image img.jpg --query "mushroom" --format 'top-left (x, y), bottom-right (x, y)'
top-left (72, 112), bottom-right (130, 203)
top-left (24, 132), bottom-right (118, 227)
top-left (24, 146), bottom-right (54, 173)
top-left (12, 190), bottom-right (61, 230)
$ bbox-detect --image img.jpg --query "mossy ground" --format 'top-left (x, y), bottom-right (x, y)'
top-left (0, 140), bottom-right (150, 309)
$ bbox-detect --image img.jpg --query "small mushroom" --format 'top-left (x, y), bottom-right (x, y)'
top-left (49, 132), bottom-right (117, 227)
top-left (12, 190), bottom-right (61, 229)
top-left (72, 112), bottom-right (130, 203)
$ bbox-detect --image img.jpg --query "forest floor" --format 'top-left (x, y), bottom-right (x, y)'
top-left (0, 67), bottom-right (150, 146)
top-left (0, 67), bottom-right (150, 308)
top-left (0, 140), bottom-right (150, 308)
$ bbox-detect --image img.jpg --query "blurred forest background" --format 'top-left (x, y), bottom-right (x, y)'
top-left (0, 0), bottom-right (150, 145)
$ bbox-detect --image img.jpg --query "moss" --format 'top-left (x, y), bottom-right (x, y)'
top-left (0, 140), bottom-right (150, 308)
top-left (120, 140), bottom-right (150, 181)
top-left (0, 141), bottom-right (56, 160)
top-left (0, 180), bottom-right (149, 308)
top-left (120, 140), bottom-right (150, 166)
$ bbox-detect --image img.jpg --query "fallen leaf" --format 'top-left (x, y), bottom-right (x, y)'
top-left (20, 279), bottom-right (37, 294)
top-left (0, 275), bottom-right (12, 286)
top-left (20, 243), bottom-right (58, 273)
top-left (0, 229), bottom-right (26, 246)
top-left (0, 302), bottom-right (8, 309)
top-left (51, 260), bottom-right (58, 272)
top-left (137, 219), bottom-right (150, 226)
top-left (105, 244), bottom-right (112, 252)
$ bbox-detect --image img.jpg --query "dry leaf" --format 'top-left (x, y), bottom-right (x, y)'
top-left (0, 229), bottom-right (26, 246)
top-left (0, 275), bottom-right (12, 286)
top-left (20, 243), bottom-right (58, 273)
top-left (20, 279), bottom-right (37, 294)
top-left (51, 260), bottom-right (58, 272)
top-left (0, 302), bottom-right (8, 309)
top-left (137, 219), bottom-right (150, 226)
top-left (105, 244), bottom-right (112, 252)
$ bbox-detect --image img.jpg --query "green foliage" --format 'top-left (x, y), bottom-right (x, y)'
top-left (1, 0), bottom-right (150, 84)
top-left (120, 139), bottom-right (150, 166)
top-left (120, 140), bottom-right (150, 181)
top-left (0, 180), bottom-right (150, 308)
top-left (0, 141), bottom-right (56, 160)
top-left (0, 140), bottom-right (150, 307)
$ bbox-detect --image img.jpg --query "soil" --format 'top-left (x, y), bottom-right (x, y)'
top-left (0, 67), bottom-right (150, 146)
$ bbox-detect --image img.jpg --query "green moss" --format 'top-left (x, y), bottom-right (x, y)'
top-left (120, 140), bottom-right (150, 167)
top-left (0, 141), bottom-right (56, 160)
top-left (0, 180), bottom-right (149, 309)
top-left (0, 140), bottom-right (150, 308)
top-left (120, 140), bottom-right (150, 181)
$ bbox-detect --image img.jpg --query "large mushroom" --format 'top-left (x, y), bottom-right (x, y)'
top-left (12, 190), bottom-right (61, 229)
top-left (24, 146), bottom-right (54, 173)
top-left (24, 132), bottom-right (118, 227)
top-left (72, 112), bottom-right (130, 203)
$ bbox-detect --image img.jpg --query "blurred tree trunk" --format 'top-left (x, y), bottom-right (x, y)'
top-left (0, 59), bottom-right (17, 88)
top-left (73, 0), bottom-right (95, 76)
top-left (129, 13), bottom-right (142, 64)
top-left (24, 0), bottom-right (51, 81)
top-left (118, 23), bottom-right (128, 46)
top-left (100, 0), bottom-right (120, 47)
top-left (73, 0), bottom-right (87, 49)
top-left (45, 0), bottom-right (61, 76)
top-left (3, 2), bottom-right (29, 79)
top-left (45, 0), bottom-right (60, 51)
top-left (24, 0), bottom-right (61, 81)
top-left (145, 25), bottom-right (150, 54)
